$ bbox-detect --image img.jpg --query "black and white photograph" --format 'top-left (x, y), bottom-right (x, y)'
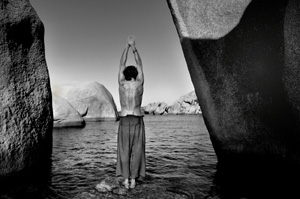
top-left (0, 0), bottom-right (300, 198)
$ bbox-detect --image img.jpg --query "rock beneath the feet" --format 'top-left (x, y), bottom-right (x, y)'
top-left (95, 176), bottom-right (129, 196)
top-left (95, 176), bottom-right (117, 193)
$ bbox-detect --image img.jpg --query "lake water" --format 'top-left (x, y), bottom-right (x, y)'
top-left (0, 115), bottom-right (219, 198)
top-left (2, 114), bottom-right (298, 198)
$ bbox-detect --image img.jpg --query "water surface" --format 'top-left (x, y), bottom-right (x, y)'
top-left (0, 115), bottom-right (218, 198)
top-left (53, 115), bottom-right (217, 198)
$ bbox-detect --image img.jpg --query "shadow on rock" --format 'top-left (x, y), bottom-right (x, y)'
top-left (207, 158), bottom-right (300, 199)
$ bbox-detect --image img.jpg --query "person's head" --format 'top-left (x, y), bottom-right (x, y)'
top-left (123, 65), bottom-right (138, 81)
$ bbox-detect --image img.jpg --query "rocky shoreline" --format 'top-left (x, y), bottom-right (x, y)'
top-left (52, 85), bottom-right (201, 128)
top-left (143, 91), bottom-right (201, 115)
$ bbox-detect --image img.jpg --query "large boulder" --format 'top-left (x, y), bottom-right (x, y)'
top-left (168, 91), bottom-right (201, 114)
top-left (144, 102), bottom-right (168, 115)
top-left (52, 95), bottom-right (85, 128)
top-left (144, 103), bottom-right (156, 114)
top-left (52, 82), bottom-right (118, 121)
top-left (167, 0), bottom-right (300, 196)
top-left (0, 0), bottom-right (53, 178)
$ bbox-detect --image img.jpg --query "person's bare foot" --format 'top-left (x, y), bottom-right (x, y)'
top-left (123, 179), bottom-right (129, 189)
top-left (130, 179), bottom-right (136, 189)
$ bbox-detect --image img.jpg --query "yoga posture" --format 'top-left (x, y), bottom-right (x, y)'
top-left (116, 36), bottom-right (146, 189)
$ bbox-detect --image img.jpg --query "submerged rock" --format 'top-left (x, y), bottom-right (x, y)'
top-left (95, 176), bottom-right (117, 193)
top-left (74, 192), bottom-right (98, 199)
top-left (0, 0), bottom-right (52, 178)
top-left (94, 176), bottom-right (128, 196)
top-left (52, 95), bottom-right (85, 128)
top-left (52, 81), bottom-right (119, 121)
top-left (112, 187), bottom-right (128, 196)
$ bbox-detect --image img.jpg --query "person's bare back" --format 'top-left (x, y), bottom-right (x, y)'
top-left (119, 80), bottom-right (143, 116)
top-left (118, 35), bottom-right (144, 117)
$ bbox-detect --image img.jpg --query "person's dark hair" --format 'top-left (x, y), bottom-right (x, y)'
top-left (123, 65), bottom-right (138, 81)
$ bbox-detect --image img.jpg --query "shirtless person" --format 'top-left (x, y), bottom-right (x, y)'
top-left (116, 36), bottom-right (145, 189)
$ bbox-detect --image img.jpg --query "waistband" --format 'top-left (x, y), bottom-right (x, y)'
top-left (120, 114), bottom-right (144, 118)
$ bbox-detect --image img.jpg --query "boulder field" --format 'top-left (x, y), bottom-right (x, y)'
top-left (168, 91), bottom-right (201, 114)
top-left (0, 0), bottom-right (53, 178)
top-left (52, 81), bottom-right (119, 127)
top-left (144, 91), bottom-right (201, 115)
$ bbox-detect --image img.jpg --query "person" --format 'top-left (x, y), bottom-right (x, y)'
top-left (116, 35), bottom-right (146, 189)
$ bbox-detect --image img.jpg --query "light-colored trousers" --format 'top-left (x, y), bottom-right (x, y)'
top-left (116, 115), bottom-right (146, 179)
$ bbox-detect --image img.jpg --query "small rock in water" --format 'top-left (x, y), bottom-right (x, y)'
top-left (95, 183), bottom-right (109, 193)
top-left (174, 193), bottom-right (189, 199)
top-left (95, 176), bottom-right (117, 192)
top-left (75, 192), bottom-right (97, 199)
top-left (112, 187), bottom-right (128, 195)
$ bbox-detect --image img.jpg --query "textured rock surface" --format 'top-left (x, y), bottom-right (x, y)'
top-left (52, 95), bottom-right (85, 128)
top-left (144, 102), bottom-right (168, 115)
top-left (52, 82), bottom-right (118, 121)
top-left (167, 0), bottom-right (251, 39)
top-left (168, 1), bottom-right (300, 197)
top-left (154, 102), bottom-right (168, 115)
top-left (167, 0), bottom-right (300, 166)
top-left (95, 176), bottom-right (120, 193)
top-left (168, 91), bottom-right (201, 114)
top-left (0, 0), bottom-right (53, 178)
top-left (144, 92), bottom-right (201, 115)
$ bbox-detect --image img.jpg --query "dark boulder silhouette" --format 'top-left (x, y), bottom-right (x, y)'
top-left (0, 0), bottom-right (53, 179)
top-left (168, 0), bottom-right (300, 197)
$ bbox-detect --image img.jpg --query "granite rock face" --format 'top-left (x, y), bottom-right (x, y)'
top-left (0, 0), bottom-right (53, 177)
top-left (145, 102), bottom-right (168, 115)
top-left (144, 92), bottom-right (201, 115)
top-left (167, 0), bottom-right (300, 166)
top-left (167, 0), bottom-right (251, 39)
top-left (52, 95), bottom-right (85, 128)
top-left (168, 91), bottom-right (201, 114)
top-left (52, 82), bottom-right (118, 121)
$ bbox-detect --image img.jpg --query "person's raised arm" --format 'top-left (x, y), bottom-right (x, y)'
top-left (119, 43), bottom-right (130, 85)
top-left (132, 46), bottom-right (144, 83)
top-left (128, 36), bottom-right (144, 83)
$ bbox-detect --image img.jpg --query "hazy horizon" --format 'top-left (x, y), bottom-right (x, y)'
top-left (30, 0), bottom-right (195, 109)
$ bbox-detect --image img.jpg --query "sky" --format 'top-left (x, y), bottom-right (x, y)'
top-left (30, 0), bottom-right (194, 109)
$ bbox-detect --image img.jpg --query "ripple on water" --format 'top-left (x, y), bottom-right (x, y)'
top-left (0, 115), bottom-right (218, 199)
